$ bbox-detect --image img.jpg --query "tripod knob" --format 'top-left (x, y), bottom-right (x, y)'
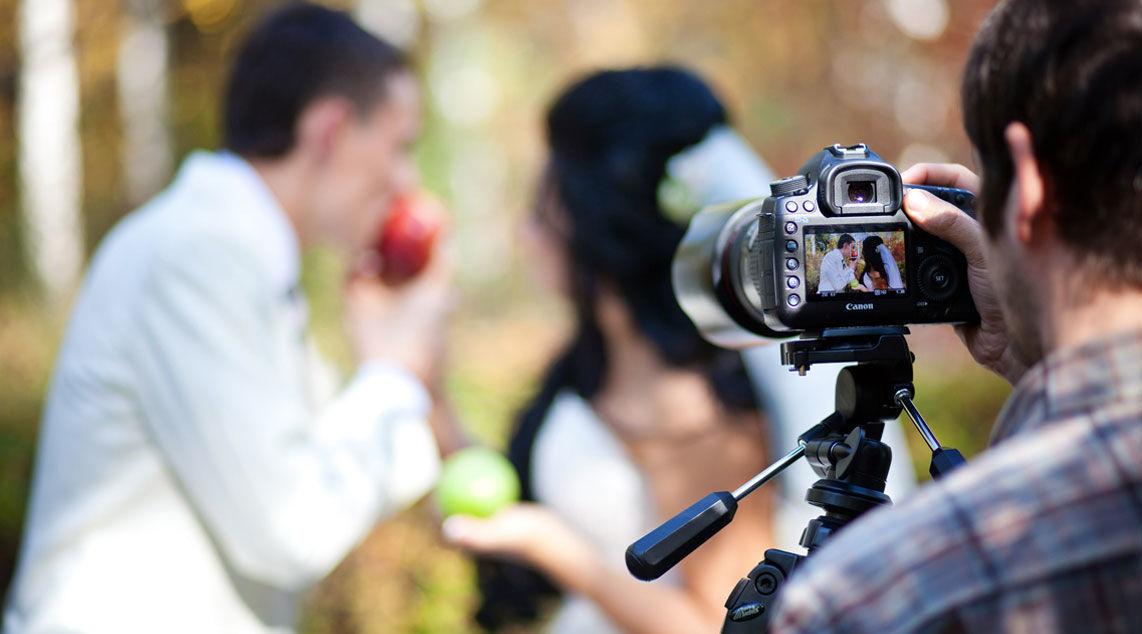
top-left (930, 447), bottom-right (966, 478)
top-left (829, 442), bottom-right (852, 460)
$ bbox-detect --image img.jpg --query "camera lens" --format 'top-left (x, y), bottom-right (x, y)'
top-left (847, 181), bottom-right (876, 204)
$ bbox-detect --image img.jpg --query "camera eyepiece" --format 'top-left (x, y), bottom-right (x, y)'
top-left (846, 181), bottom-right (876, 205)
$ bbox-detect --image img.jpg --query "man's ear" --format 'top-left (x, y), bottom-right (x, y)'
top-left (295, 97), bottom-right (353, 163)
top-left (1004, 122), bottom-right (1048, 245)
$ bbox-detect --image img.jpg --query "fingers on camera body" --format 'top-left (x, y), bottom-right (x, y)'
top-left (901, 162), bottom-right (981, 192)
top-left (901, 164), bottom-right (988, 270)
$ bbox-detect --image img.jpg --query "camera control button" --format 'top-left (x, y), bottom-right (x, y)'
top-left (787, 294), bottom-right (801, 307)
top-left (802, 200), bottom-right (816, 212)
top-left (917, 254), bottom-right (960, 302)
top-left (784, 222), bottom-right (798, 234)
top-left (784, 240), bottom-right (797, 252)
top-left (785, 200), bottom-right (799, 213)
top-left (785, 258), bottom-right (798, 271)
top-left (786, 277), bottom-right (800, 289)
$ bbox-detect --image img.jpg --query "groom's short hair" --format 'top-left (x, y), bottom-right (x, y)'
top-left (222, 2), bottom-right (408, 159)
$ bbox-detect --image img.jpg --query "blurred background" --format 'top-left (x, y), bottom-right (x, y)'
top-left (0, 0), bottom-right (1010, 631)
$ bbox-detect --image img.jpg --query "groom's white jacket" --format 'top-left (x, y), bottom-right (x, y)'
top-left (3, 152), bottom-right (440, 634)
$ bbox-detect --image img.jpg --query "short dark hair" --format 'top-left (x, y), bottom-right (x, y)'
top-left (223, 2), bottom-right (408, 158)
top-left (838, 234), bottom-right (855, 249)
top-left (963, 0), bottom-right (1142, 286)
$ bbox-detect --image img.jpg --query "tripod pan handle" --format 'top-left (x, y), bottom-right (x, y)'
top-left (626, 491), bottom-right (737, 581)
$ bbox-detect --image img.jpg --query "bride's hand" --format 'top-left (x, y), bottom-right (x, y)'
top-left (442, 503), bottom-right (598, 589)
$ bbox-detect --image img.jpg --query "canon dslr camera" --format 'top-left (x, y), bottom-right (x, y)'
top-left (674, 143), bottom-right (978, 346)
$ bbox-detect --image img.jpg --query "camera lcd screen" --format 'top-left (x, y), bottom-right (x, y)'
top-left (803, 226), bottom-right (907, 300)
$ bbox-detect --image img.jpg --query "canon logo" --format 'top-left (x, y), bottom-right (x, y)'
top-left (845, 303), bottom-right (874, 311)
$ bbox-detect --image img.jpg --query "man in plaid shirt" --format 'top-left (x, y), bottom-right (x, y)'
top-left (771, 0), bottom-right (1142, 632)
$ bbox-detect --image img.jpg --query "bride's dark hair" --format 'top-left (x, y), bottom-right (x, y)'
top-left (860, 235), bottom-right (889, 289)
top-left (477, 66), bottom-right (764, 630)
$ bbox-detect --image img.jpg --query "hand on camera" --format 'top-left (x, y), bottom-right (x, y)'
top-left (343, 238), bottom-right (456, 385)
top-left (902, 163), bottom-right (1028, 385)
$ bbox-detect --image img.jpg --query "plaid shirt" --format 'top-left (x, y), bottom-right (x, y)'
top-left (770, 331), bottom-right (1142, 634)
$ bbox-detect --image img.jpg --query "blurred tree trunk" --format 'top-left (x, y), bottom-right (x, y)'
top-left (118, 0), bottom-right (171, 208)
top-left (17, 0), bottom-right (83, 303)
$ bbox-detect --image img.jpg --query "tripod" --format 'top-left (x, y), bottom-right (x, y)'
top-left (624, 327), bottom-right (966, 632)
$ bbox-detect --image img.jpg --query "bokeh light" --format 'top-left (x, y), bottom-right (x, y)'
top-left (183, 0), bottom-right (238, 31)
top-left (355, 0), bottom-right (420, 48)
top-left (887, 0), bottom-right (950, 41)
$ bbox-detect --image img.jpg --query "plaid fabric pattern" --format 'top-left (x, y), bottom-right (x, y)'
top-left (770, 331), bottom-right (1142, 634)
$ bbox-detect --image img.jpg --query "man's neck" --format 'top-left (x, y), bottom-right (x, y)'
top-left (247, 155), bottom-right (311, 248)
top-left (1049, 285), bottom-right (1142, 354)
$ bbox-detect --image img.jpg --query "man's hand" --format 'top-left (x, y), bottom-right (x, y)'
top-left (902, 163), bottom-right (1028, 385)
top-left (343, 242), bottom-right (455, 384)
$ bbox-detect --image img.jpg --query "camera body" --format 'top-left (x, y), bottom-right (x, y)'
top-left (757, 143), bottom-right (977, 332)
top-left (673, 143), bottom-right (978, 345)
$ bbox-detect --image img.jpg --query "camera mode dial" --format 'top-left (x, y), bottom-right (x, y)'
top-left (770, 175), bottom-right (808, 197)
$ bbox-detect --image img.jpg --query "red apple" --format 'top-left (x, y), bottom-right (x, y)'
top-left (375, 192), bottom-right (447, 285)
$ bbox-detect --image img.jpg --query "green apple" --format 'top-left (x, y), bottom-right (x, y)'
top-left (435, 446), bottom-right (521, 518)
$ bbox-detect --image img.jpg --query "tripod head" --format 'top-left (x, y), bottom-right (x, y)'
top-left (624, 327), bottom-right (965, 631)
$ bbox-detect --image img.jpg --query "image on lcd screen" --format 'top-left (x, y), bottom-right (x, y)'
top-left (804, 227), bottom-right (907, 299)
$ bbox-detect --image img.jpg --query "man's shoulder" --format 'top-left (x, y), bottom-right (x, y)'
top-left (94, 158), bottom-right (278, 284)
top-left (771, 413), bottom-right (1142, 632)
top-left (91, 203), bottom-right (261, 297)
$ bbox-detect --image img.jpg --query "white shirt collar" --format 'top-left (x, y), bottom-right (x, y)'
top-left (176, 150), bottom-right (301, 292)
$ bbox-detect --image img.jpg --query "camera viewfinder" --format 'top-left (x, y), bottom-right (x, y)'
top-left (847, 181), bottom-right (876, 204)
